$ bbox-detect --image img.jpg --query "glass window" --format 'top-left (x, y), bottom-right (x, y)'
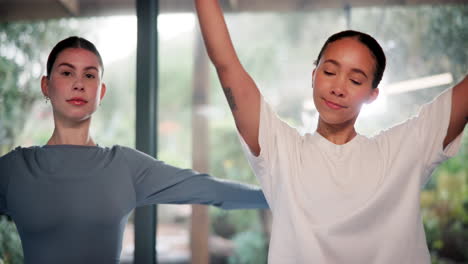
top-left (1, 4), bottom-right (466, 264)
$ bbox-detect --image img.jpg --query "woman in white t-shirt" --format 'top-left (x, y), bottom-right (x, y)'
top-left (194, 1), bottom-right (467, 263)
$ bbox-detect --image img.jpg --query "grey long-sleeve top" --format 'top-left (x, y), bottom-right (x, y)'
top-left (0, 145), bottom-right (268, 264)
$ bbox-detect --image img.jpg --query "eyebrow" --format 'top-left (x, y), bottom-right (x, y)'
top-left (323, 59), bottom-right (368, 79)
top-left (57, 62), bottom-right (99, 72)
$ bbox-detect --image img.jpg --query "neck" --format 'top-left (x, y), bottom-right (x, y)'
top-left (316, 117), bottom-right (357, 145)
top-left (47, 116), bottom-right (96, 146)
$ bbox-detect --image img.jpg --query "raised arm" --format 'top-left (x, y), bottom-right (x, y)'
top-left (444, 74), bottom-right (468, 148)
top-left (195, 0), bottom-right (262, 155)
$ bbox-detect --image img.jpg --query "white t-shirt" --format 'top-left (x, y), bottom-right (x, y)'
top-left (239, 88), bottom-right (464, 264)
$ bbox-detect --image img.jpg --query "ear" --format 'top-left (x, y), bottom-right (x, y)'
top-left (366, 87), bottom-right (379, 104)
top-left (100, 82), bottom-right (107, 100)
top-left (41, 76), bottom-right (49, 97)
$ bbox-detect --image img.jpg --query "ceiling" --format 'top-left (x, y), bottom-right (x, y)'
top-left (1, 0), bottom-right (466, 22)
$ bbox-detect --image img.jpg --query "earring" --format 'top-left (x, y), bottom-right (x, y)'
top-left (45, 96), bottom-right (50, 104)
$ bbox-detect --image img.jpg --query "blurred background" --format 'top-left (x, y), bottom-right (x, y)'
top-left (0, 0), bottom-right (467, 263)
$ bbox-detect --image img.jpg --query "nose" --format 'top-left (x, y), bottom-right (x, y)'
top-left (330, 78), bottom-right (346, 98)
top-left (331, 88), bottom-right (345, 97)
top-left (73, 77), bottom-right (85, 92)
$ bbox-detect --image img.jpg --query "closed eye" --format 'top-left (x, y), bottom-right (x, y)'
top-left (351, 79), bottom-right (362, 85)
top-left (324, 71), bottom-right (335, 76)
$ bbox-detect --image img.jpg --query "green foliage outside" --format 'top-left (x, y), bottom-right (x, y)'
top-left (0, 217), bottom-right (22, 264)
top-left (422, 135), bottom-right (468, 263)
top-left (228, 231), bottom-right (267, 264)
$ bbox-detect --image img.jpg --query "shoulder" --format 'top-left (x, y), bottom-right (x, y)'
top-left (417, 87), bottom-right (453, 119)
top-left (112, 145), bottom-right (158, 166)
top-left (0, 146), bottom-right (31, 182)
top-left (373, 88), bottom-right (453, 141)
top-left (0, 146), bottom-right (31, 164)
top-left (114, 145), bottom-right (150, 157)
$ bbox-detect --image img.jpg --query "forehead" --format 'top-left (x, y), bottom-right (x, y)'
top-left (320, 38), bottom-right (376, 74)
top-left (54, 48), bottom-right (102, 71)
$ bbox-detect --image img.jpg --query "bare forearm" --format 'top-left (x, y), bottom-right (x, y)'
top-left (444, 74), bottom-right (468, 148)
top-left (459, 75), bottom-right (468, 120)
top-left (195, 0), bottom-right (240, 69)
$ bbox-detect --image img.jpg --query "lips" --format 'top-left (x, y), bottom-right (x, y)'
top-left (323, 98), bottom-right (346, 110)
top-left (66, 97), bottom-right (88, 106)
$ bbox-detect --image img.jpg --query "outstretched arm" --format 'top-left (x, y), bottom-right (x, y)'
top-left (444, 75), bottom-right (468, 148)
top-left (195, 0), bottom-right (262, 155)
top-left (123, 146), bottom-right (268, 209)
top-left (145, 171), bottom-right (269, 210)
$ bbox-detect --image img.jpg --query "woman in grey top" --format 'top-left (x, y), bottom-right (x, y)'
top-left (0, 36), bottom-right (268, 264)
